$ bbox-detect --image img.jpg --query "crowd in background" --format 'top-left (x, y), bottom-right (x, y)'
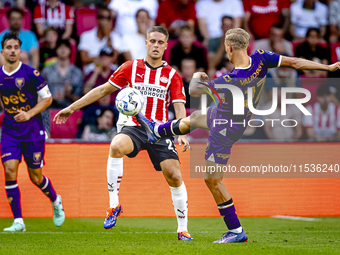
top-left (0, 0), bottom-right (340, 142)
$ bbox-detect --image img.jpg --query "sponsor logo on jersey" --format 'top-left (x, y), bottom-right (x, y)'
top-left (34, 70), bottom-right (40, 76)
top-left (133, 84), bottom-right (167, 100)
top-left (136, 73), bottom-right (144, 79)
top-left (1, 153), bottom-right (12, 158)
top-left (223, 74), bottom-right (231, 82)
top-left (216, 153), bottom-right (230, 160)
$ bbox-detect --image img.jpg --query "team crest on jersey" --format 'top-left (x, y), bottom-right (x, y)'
top-left (15, 78), bottom-right (25, 90)
top-left (33, 152), bottom-right (42, 162)
top-left (160, 76), bottom-right (168, 83)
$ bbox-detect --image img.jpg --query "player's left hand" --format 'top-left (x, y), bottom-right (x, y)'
top-left (14, 110), bottom-right (32, 122)
top-left (178, 135), bottom-right (190, 152)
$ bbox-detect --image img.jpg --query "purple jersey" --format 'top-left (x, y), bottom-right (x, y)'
top-left (205, 50), bottom-right (281, 150)
top-left (208, 50), bottom-right (281, 117)
top-left (0, 62), bottom-right (47, 141)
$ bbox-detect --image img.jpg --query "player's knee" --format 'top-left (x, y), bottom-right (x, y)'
top-left (166, 169), bottom-right (182, 186)
top-left (169, 171), bottom-right (182, 183)
top-left (204, 178), bottom-right (223, 189)
top-left (189, 110), bottom-right (201, 126)
top-left (190, 110), bottom-right (200, 121)
top-left (4, 166), bottom-right (16, 180)
top-left (110, 142), bottom-right (126, 158)
top-left (29, 173), bottom-right (41, 185)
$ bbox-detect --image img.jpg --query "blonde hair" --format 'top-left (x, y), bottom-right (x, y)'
top-left (224, 28), bottom-right (250, 50)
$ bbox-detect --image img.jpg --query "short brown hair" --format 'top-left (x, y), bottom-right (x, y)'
top-left (147, 26), bottom-right (169, 41)
top-left (179, 25), bottom-right (194, 35)
top-left (224, 28), bottom-right (250, 50)
top-left (136, 9), bottom-right (150, 19)
top-left (7, 7), bottom-right (24, 19)
top-left (43, 26), bottom-right (58, 38)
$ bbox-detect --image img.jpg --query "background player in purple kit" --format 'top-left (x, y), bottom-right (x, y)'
top-left (137, 28), bottom-right (340, 243)
top-left (0, 33), bottom-right (65, 232)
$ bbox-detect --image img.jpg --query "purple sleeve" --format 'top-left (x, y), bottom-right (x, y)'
top-left (262, 50), bottom-right (282, 68)
top-left (31, 69), bottom-right (47, 91)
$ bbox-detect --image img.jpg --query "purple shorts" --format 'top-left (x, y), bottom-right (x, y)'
top-left (205, 106), bottom-right (236, 165)
top-left (1, 136), bottom-right (45, 169)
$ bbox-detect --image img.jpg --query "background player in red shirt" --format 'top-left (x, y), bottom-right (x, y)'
top-left (53, 26), bottom-right (193, 241)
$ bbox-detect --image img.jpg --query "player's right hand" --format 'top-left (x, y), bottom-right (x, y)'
top-left (328, 62), bottom-right (340, 72)
top-left (53, 107), bottom-right (74, 124)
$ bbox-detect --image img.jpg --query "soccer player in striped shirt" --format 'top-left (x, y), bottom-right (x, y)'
top-left (0, 33), bottom-right (65, 232)
top-left (136, 28), bottom-right (340, 243)
top-left (54, 26), bottom-right (193, 240)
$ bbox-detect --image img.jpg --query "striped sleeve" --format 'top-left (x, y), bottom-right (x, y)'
top-left (169, 71), bottom-right (186, 104)
top-left (108, 61), bottom-right (133, 89)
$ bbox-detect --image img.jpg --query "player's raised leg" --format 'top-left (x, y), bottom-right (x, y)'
top-left (160, 159), bottom-right (193, 241)
top-left (136, 109), bottom-right (209, 143)
top-left (104, 133), bottom-right (134, 229)
top-left (204, 160), bottom-right (247, 243)
top-left (3, 159), bottom-right (26, 232)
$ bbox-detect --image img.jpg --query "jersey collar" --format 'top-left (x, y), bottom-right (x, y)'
top-left (234, 57), bottom-right (252, 70)
top-left (2, 61), bottom-right (22, 76)
top-left (144, 59), bottom-right (167, 70)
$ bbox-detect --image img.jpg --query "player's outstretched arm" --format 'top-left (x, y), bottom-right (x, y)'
top-left (189, 72), bottom-right (210, 97)
top-left (281, 56), bottom-right (340, 72)
top-left (53, 82), bottom-right (117, 124)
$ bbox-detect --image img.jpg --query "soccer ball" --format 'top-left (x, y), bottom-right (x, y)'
top-left (115, 87), bottom-right (144, 116)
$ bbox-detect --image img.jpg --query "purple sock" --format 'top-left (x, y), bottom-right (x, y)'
top-left (5, 181), bottom-right (22, 219)
top-left (218, 199), bottom-right (241, 230)
top-left (37, 176), bottom-right (57, 202)
top-left (156, 119), bottom-right (184, 137)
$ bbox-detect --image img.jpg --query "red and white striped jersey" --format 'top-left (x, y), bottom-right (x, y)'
top-left (109, 59), bottom-right (186, 127)
top-left (303, 102), bottom-right (340, 138)
top-left (33, 1), bottom-right (74, 30)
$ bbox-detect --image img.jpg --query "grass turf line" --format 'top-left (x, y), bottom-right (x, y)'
top-left (0, 217), bottom-right (339, 255)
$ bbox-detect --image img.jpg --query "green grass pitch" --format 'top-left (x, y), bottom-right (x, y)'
top-left (0, 217), bottom-right (339, 254)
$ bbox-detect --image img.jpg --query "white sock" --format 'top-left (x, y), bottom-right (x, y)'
top-left (14, 218), bottom-right (24, 225)
top-left (170, 182), bottom-right (188, 233)
top-left (52, 195), bottom-right (60, 206)
top-left (107, 156), bottom-right (123, 208)
top-left (230, 226), bottom-right (243, 234)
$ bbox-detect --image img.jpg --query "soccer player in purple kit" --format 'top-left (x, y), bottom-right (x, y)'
top-left (137, 28), bottom-right (340, 243)
top-left (0, 33), bottom-right (65, 232)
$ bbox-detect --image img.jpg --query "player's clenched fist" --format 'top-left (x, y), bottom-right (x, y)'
top-left (53, 107), bottom-right (74, 124)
